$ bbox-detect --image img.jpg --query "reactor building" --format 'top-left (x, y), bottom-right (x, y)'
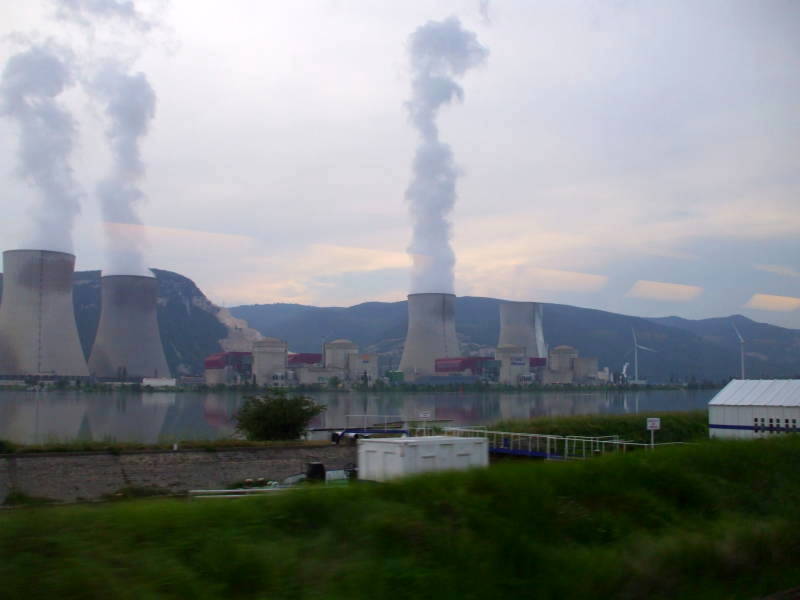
top-left (0, 249), bottom-right (89, 377)
top-left (88, 274), bottom-right (171, 379)
top-left (399, 293), bottom-right (460, 380)
top-left (497, 301), bottom-right (546, 359)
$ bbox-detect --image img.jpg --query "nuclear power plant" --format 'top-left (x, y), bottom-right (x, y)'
top-left (497, 301), bottom-right (546, 359)
top-left (399, 293), bottom-right (460, 380)
top-left (88, 275), bottom-right (170, 379)
top-left (0, 249), bottom-right (89, 377)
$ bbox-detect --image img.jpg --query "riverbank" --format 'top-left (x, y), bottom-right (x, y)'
top-left (1, 437), bottom-right (799, 598)
top-left (493, 410), bottom-right (709, 443)
top-left (0, 443), bottom-right (355, 504)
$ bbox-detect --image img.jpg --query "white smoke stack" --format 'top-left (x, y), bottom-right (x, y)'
top-left (0, 250), bottom-right (89, 377)
top-left (405, 17), bottom-right (488, 294)
top-left (0, 43), bottom-right (82, 253)
top-left (498, 301), bottom-right (546, 358)
top-left (398, 293), bottom-right (460, 380)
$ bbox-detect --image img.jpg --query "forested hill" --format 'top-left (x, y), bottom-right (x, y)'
top-left (232, 298), bottom-right (800, 382)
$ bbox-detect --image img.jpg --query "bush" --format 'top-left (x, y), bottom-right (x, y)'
top-left (235, 390), bottom-right (325, 441)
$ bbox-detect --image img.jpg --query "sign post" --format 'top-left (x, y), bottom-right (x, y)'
top-left (646, 417), bottom-right (661, 448)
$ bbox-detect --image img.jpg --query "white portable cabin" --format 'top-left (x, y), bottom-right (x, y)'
top-left (357, 436), bottom-right (489, 482)
top-left (708, 379), bottom-right (800, 439)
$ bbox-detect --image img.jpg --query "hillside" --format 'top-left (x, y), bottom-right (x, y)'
top-left (232, 299), bottom-right (800, 382)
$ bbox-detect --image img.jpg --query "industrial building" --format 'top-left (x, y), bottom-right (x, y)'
top-left (324, 339), bottom-right (358, 370)
top-left (709, 379), bottom-right (800, 439)
top-left (204, 351), bottom-right (253, 386)
top-left (435, 357), bottom-right (498, 379)
top-left (208, 339), bottom-right (377, 387)
top-left (0, 249), bottom-right (89, 378)
top-left (495, 344), bottom-right (532, 385)
top-left (252, 338), bottom-right (289, 386)
top-left (88, 275), bottom-right (170, 379)
top-left (399, 293), bottom-right (460, 380)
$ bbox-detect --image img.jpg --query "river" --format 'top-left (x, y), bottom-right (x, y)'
top-left (0, 388), bottom-right (716, 445)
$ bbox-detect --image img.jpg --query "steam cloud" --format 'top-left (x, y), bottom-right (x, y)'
top-left (478, 0), bottom-right (491, 25)
top-left (55, 0), bottom-right (158, 276)
top-left (0, 44), bottom-right (82, 254)
top-left (91, 62), bottom-right (156, 276)
top-left (405, 17), bottom-right (488, 294)
top-left (55, 0), bottom-right (152, 31)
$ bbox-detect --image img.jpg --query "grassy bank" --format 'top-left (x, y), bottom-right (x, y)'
top-left (2, 436), bottom-right (800, 599)
top-left (493, 410), bottom-right (709, 443)
top-left (0, 438), bottom-right (327, 455)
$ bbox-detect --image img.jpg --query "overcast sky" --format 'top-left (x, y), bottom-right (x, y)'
top-left (1, 0), bottom-right (798, 328)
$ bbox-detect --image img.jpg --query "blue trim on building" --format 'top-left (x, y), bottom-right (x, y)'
top-left (709, 424), bottom-right (800, 432)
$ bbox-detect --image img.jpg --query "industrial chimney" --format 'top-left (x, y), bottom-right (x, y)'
top-left (88, 274), bottom-right (170, 379)
top-left (399, 293), bottom-right (460, 380)
top-left (497, 301), bottom-right (546, 358)
top-left (0, 249), bottom-right (89, 377)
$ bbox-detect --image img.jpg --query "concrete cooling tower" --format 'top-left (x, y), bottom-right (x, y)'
top-left (88, 275), bottom-right (170, 379)
top-left (399, 293), bottom-right (460, 379)
top-left (0, 249), bottom-right (89, 377)
top-left (497, 301), bottom-right (546, 358)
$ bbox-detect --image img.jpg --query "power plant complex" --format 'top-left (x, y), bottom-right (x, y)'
top-left (0, 249), bottom-right (171, 383)
top-left (0, 247), bottom-right (605, 388)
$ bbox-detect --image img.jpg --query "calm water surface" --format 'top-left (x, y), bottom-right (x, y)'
top-left (0, 389), bottom-right (716, 444)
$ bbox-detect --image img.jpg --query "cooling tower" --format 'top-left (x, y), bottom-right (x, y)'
top-left (498, 301), bottom-right (546, 358)
top-left (88, 275), bottom-right (170, 379)
top-left (399, 293), bottom-right (460, 379)
top-left (0, 249), bottom-right (89, 377)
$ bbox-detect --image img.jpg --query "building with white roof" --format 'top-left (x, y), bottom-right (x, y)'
top-left (708, 379), bottom-right (800, 439)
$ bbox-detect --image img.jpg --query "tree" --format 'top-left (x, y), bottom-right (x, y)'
top-left (234, 389), bottom-right (325, 441)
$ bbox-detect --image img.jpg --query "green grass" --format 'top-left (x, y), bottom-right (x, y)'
top-left (0, 438), bottom-right (329, 455)
top-left (493, 409), bottom-right (709, 443)
top-left (1, 436), bottom-right (800, 599)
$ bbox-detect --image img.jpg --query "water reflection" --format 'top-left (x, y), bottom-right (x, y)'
top-left (0, 389), bottom-right (715, 445)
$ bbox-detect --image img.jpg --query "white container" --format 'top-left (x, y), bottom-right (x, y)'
top-left (357, 436), bottom-right (488, 482)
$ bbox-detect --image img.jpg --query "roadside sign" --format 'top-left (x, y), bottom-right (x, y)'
top-left (646, 417), bottom-right (661, 448)
top-left (418, 410), bottom-right (432, 419)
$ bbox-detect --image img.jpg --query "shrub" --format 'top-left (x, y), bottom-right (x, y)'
top-left (235, 390), bottom-right (325, 441)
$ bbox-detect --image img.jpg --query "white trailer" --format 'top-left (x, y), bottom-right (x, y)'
top-left (357, 436), bottom-right (489, 482)
top-left (709, 379), bottom-right (800, 439)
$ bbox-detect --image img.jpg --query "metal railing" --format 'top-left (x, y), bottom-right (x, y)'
top-left (438, 427), bottom-right (684, 460)
top-left (344, 414), bottom-right (406, 430)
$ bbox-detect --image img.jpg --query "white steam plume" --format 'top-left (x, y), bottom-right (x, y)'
top-left (478, 0), bottom-right (491, 25)
top-left (53, 0), bottom-right (159, 276)
top-left (91, 62), bottom-right (156, 276)
top-left (0, 43), bottom-right (82, 254)
top-left (54, 0), bottom-right (152, 32)
top-left (405, 17), bottom-right (488, 294)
